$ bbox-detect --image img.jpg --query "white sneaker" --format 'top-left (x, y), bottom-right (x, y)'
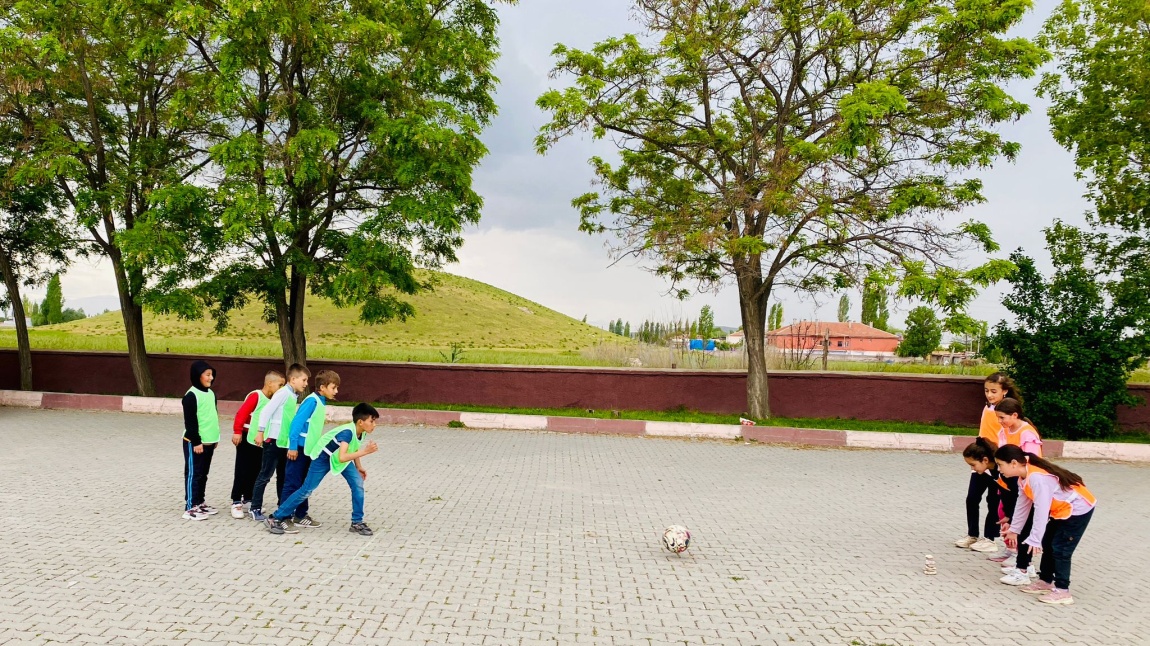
top-left (970, 537), bottom-right (998, 552)
top-left (955, 536), bottom-right (978, 548)
top-left (230, 504), bottom-right (245, 519)
top-left (1001, 562), bottom-right (1019, 574)
top-left (1026, 565), bottom-right (1037, 578)
top-left (1000, 568), bottom-right (1031, 585)
top-left (182, 508), bottom-right (208, 521)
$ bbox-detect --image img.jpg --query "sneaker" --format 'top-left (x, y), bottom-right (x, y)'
top-left (182, 508), bottom-right (208, 521)
top-left (264, 517), bottom-right (286, 535)
top-left (1000, 568), bottom-right (1031, 586)
top-left (1020, 580), bottom-right (1054, 594)
top-left (294, 516), bottom-right (322, 529)
top-left (280, 519), bottom-right (300, 534)
top-left (230, 504), bottom-right (245, 519)
top-left (954, 536), bottom-right (978, 548)
top-left (1026, 564), bottom-right (1037, 578)
top-left (988, 549), bottom-right (1015, 563)
top-left (196, 504), bottom-right (219, 516)
top-left (1038, 588), bottom-right (1074, 605)
top-left (250, 509), bottom-right (266, 522)
top-left (350, 522), bottom-right (374, 536)
top-left (970, 537), bottom-right (997, 552)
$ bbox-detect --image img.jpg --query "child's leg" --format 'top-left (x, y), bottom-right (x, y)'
top-left (191, 443), bottom-right (215, 507)
top-left (964, 472), bottom-right (986, 538)
top-left (271, 459), bottom-right (330, 521)
top-left (340, 466), bottom-right (365, 524)
top-left (183, 440), bottom-right (195, 511)
top-left (983, 476), bottom-right (1000, 539)
top-left (274, 452), bottom-right (287, 503)
top-left (251, 443), bottom-right (282, 512)
top-left (239, 442), bottom-right (262, 503)
top-left (1051, 509), bottom-right (1093, 590)
top-left (292, 454), bottom-right (313, 520)
top-left (1015, 509), bottom-right (1035, 571)
top-left (1038, 519), bottom-right (1059, 584)
top-left (282, 453), bottom-right (310, 514)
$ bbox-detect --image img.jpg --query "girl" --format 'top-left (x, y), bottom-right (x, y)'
top-left (955, 374), bottom-right (1018, 555)
top-left (995, 444), bottom-right (1096, 605)
top-left (994, 397), bottom-right (1045, 585)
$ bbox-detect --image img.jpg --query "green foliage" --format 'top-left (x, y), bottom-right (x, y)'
top-left (897, 307), bottom-right (943, 360)
top-left (768, 303), bottom-right (784, 332)
top-left (861, 274), bottom-right (890, 331)
top-left (993, 225), bottom-right (1150, 440)
top-left (837, 295), bottom-right (850, 323)
top-left (42, 275), bottom-right (63, 325)
top-left (698, 305), bottom-right (715, 339)
top-left (536, 0), bottom-right (1044, 416)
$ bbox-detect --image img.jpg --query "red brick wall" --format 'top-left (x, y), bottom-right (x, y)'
top-left (2, 349), bottom-right (1147, 430)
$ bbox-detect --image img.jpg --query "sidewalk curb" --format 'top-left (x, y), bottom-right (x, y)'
top-left (5, 389), bottom-right (1148, 462)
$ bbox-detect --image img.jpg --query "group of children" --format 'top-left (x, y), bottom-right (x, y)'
top-left (957, 373), bottom-right (1097, 606)
top-left (180, 361), bottom-right (380, 536)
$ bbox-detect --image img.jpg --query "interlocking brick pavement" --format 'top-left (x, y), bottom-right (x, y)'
top-left (1, 408), bottom-right (1147, 645)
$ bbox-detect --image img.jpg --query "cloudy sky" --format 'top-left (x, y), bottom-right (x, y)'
top-left (49, 0), bottom-right (1090, 331)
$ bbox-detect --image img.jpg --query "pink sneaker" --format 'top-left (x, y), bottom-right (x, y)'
top-left (1038, 588), bottom-right (1074, 605)
top-left (1020, 580), bottom-right (1053, 594)
top-left (989, 550), bottom-right (1016, 563)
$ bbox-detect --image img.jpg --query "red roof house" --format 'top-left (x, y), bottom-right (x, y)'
top-left (766, 321), bottom-right (899, 355)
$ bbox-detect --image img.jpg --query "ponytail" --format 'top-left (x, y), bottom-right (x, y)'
top-left (963, 436), bottom-right (998, 462)
top-left (994, 444), bottom-right (1083, 489)
top-left (986, 372), bottom-right (1023, 407)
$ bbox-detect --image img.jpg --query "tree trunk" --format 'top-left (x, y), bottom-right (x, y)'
top-left (0, 248), bottom-right (33, 390)
top-left (737, 266), bottom-right (771, 418)
top-left (276, 266), bottom-right (309, 369)
top-left (109, 250), bottom-right (156, 396)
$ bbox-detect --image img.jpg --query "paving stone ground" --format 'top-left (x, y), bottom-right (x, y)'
top-left (1, 408), bottom-right (1147, 646)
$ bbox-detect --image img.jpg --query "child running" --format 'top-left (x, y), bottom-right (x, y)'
top-left (994, 397), bottom-right (1045, 586)
top-left (228, 371), bottom-right (285, 518)
top-left (249, 364), bottom-right (310, 523)
top-left (996, 444), bottom-right (1096, 605)
top-left (279, 370), bottom-right (340, 528)
top-left (955, 373), bottom-right (1017, 554)
top-left (181, 360), bottom-right (219, 521)
top-left (265, 403), bottom-right (380, 536)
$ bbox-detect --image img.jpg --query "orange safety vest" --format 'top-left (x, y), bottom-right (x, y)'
top-left (1000, 421), bottom-right (1043, 457)
top-left (1021, 465), bottom-right (1096, 520)
top-left (978, 406), bottom-right (1000, 443)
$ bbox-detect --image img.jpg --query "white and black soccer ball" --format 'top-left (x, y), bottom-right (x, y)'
top-left (661, 525), bottom-right (692, 553)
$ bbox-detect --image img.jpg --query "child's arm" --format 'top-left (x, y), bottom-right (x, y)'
top-left (232, 391), bottom-right (259, 446)
top-left (1021, 476), bottom-right (1056, 551)
top-left (182, 391), bottom-right (202, 452)
top-left (353, 457), bottom-right (366, 479)
top-left (287, 396), bottom-right (317, 456)
top-left (337, 440), bottom-right (378, 464)
top-left (256, 387), bottom-right (290, 442)
top-left (1005, 484), bottom-right (1033, 548)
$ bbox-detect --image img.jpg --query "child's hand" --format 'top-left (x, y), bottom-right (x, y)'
top-left (193, 444), bottom-right (204, 455)
top-left (232, 434), bottom-right (242, 447)
top-left (1004, 532), bottom-right (1018, 550)
top-left (363, 441), bottom-right (379, 455)
top-left (255, 432), bottom-right (264, 444)
top-left (1029, 545), bottom-right (1042, 557)
top-left (358, 467), bottom-right (367, 480)
top-left (287, 450), bottom-right (298, 460)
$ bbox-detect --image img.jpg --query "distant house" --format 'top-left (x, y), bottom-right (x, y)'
top-left (766, 321), bottom-right (899, 357)
top-left (725, 329), bottom-right (744, 346)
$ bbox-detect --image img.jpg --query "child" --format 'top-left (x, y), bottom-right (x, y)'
top-left (994, 397), bottom-right (1045, 585)
top-left (265, 403), bottom-right (380, 536)
top-left (182, 360), bottom-right (219, 521)
top-left (955, 373), bottom-right (1017, 554)
top-left (279, 370), bottom-right (340, 528)
top-left (995, 444), bottom-right (1096, 605)
top-left (228, 371), bottom-right (285, 518)
top-left (249, 363), bottom-right (310, 522)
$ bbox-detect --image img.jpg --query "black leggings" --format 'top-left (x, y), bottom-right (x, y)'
top-left (965, 471), bottom-right (1000, 539)
top-left (1039, 508), bottom-right (1093, 590)
top-left (250, 441), bottom-right (286, 512)
top-left (230, 440), bottom-right (263, 504)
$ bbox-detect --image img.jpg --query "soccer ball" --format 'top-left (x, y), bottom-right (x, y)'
top-left (661, 525), bottom-right (691, 553)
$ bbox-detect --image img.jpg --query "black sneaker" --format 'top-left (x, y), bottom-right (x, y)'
top-left (294, 516), bottom-right (322, 529)
top-left (264, 517), bottom-right (286, 535)
top-left (350, 522), bottom-right (373, 536)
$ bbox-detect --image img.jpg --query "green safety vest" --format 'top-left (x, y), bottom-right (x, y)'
top-left (274, 390), bottom-right (298, 449)
top-left (301, 392), bottom-right (328, 456)
top-left (187, 387), bottom-right (220, 444)
top-left (244, 390), bottom-right (271, 446)
top-left (308, 423), bottom-right (359, 473)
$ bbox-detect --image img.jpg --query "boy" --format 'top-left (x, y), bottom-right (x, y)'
top-left (228, 370), bottom-right (285, 518)
top-left (266, 403), bottom-right (380, 536)
top-left (280, 369), bottom-right (340, 528)
top-left (182, 360), bottom-right (219, 521)
top-left (249, 363), bottom-right (309, 522)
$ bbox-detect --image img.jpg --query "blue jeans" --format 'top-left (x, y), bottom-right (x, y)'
top-left (272, 457), bottom-right (365, 524)
top-left (282, 451), bottom-right (312, 519)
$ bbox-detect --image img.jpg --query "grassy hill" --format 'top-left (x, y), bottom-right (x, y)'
top-left (2, 272), bottom-right (618, 364)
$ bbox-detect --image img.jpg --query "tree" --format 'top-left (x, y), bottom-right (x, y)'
top-left (861, 275), bottom-right (890, 331)
top-left (41, 274), bottom-right (63, 325)
top-left (0, 139), bottom-right (68, 389)
top-left (898, 307), bottom-right (943, 360)
top-left (768, 303), bottom-right (783, 332)
top-left (0, 0), bottom-right (215, 396)
top-left (536, 0), bottom-right (1035, 417)
top-left (623, 321), bottom-right (631, 338)
top-left (698, 305), bottom-right (715, 339)
top-left (137, 0), bottom-right (510, 369)
top-left (993, 225), bottom-right (1150, 440)
top-left (837, 295), bottom-right (850, 323)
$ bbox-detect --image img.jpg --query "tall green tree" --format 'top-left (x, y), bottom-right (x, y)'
top-left (0, 0), bottom-right (216, 396)
top-left (768, 303), bottom-right (783, 332)
top-left (698, 305), bottom-right (715, 339)
top-left (41, 274), bottom-right (63, 325)
top-left (897, 306), bottom-right (943, 360)
top-left (861, 274), bottom-right (890, 331)
top-left (837, 295), bottom-right (850, 323)
top-left (993, 225), bottom-right (1150, 440)
top-left (139, 0), bottom-right (511, 368)
top-left (536, 0), bottom-right (1036, 417)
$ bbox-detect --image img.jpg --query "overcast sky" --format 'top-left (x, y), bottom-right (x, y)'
top-left (46, 0), bottom-right (1090, 332)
